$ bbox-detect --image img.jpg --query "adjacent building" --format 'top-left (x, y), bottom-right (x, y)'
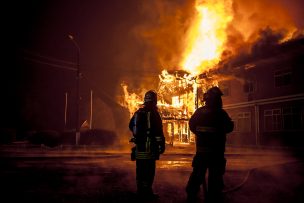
top-left (222, 38), bottom-right (304, 147)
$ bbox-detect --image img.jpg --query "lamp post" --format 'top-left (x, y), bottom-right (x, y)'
top-left (68, 34), bottom-right (81, 145)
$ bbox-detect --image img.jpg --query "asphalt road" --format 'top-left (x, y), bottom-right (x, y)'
top-left (0, 144), bottom-right (303, 203)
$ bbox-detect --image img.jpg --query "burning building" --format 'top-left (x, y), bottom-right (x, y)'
top-left (119, 0), bottom-right (234, 145)
top-left (156, 69), bottom-right (223, 145)
top-left (119, 0), bottom-right (304, 147)
top-left (120, 69), bottom-right (223, 145)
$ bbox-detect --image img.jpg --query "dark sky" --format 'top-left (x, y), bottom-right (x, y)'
top-left (2, 0), bottom-right (157, 130)
top-left (9, 0), bottom-right (155, 92)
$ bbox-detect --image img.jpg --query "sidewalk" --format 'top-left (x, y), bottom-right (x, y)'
top-left (1, 141), bottom-right (303, 157)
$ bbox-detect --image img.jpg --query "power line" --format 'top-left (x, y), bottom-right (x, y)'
top-left (22, 49), bottom-right (76, 65)
top-left (23, 56), bottom-right (77, 71)
top-left (20, 49), bottom-right (162, 75)
top-left (22, 52), bottom-right (119, 104)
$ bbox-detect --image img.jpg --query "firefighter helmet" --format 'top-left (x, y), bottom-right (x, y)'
top-left (203, 86), bottom-right (223, 102)
top-left (207, 86), bottom-right (223, 97)
top-left (144, 90), bottom-right (157, 104)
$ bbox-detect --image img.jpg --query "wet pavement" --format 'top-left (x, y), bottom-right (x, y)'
top-left (0, 143), bottom-right (303, 202)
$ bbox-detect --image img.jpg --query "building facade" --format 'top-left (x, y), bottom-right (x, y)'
top-left (222, 39), bottom-right (304, 147)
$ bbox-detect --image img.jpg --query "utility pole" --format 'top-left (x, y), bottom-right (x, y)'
top-left (64, 92), bottom-right (68, 130)
top-left (90, 89), bottom-right (93, 129)
top-left (68, 34), bottom-right (81, 145)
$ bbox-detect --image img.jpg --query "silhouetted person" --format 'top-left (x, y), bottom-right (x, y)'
top-left (186, 86), bottom-right (234, 203)
top-left (129, 90), bottom-right (166, 200)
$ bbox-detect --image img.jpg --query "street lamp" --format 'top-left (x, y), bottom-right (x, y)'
top-left (68, 34), bottom-right (81, 145)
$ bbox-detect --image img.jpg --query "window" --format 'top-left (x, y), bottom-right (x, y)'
top-left (243, 80), bottom-right (254, 93)
top-left (282, 106), bottom-right (303, 130)
top-left (274, 69), bottom-right (292, 87)
top-left (264, 109), bottom-right (282, 131)
top-left (235, 112), bottom-right (251, 132)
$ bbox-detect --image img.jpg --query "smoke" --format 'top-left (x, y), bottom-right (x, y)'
top-left (117, 0), bottom-right (197, 120)
top-left (133, 0), bottom-right (195, 71)
top-left (224, 0), bottom-right (304, 62)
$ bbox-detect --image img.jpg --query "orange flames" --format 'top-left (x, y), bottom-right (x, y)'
top-left (120, 84), bottom-right (143, 117)
top-left (181, 0), bottom-right (233, 75)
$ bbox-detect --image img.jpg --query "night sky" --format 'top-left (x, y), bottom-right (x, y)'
top-left (2, 0), bottom-right (162, 133)
top-left (1, 0), bottom-right (304, 136)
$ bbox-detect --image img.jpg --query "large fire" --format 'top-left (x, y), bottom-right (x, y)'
top-left (119, 0), bottom-right (303, 144)
top-left (181, 0), bottom-right (233, 75)
top-left (120, 0), bottom-right (231, 111)
top-left (120, 0), bottom-right (232, 144)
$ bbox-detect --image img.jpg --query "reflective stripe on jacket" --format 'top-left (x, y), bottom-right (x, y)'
top-left (129, 106), bottom-right (165, 160)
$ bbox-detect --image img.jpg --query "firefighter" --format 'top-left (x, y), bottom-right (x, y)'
top-left (129, 90), bottom-right (166, 200)
top-left (186, 86), bottom-right (234, 203)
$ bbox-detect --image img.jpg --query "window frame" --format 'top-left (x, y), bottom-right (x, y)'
top-left (264, 108), bottom-right (282, 132)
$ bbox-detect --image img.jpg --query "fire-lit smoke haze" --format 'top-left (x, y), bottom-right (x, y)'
top-left (133, 0), bottom-right (194, 71)
top-left (232, 0), bottom-right (302, 42)
top-left (133, 0), bottom-right (303, 74)
top-left (225, 0), bottom-right (304, 59)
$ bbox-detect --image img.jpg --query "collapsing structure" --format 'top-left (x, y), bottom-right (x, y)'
top-left (121, 69), bottom-right (219, 145)
top-left (157, 70), bottom-right (195, 145)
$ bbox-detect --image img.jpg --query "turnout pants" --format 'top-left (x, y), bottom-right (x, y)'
top-left (186, 153), bottom-right (226, 202)
top-left (136, 159), bottom-right (156, 195)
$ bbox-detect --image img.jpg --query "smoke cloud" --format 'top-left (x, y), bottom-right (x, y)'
top-left (224, 0), bottom-right (304, 62)
top-left (132, 0), bottom-right (195, 72)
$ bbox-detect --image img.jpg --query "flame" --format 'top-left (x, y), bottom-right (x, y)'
top-left (120, 84), bottom-right (143, 117)
top-left (159, 70), bottom-right (175, 84)
top-left (180, 0), bottom-right (233, 75)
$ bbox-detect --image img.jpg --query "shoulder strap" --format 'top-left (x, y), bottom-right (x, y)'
top-left (146, 111), bottom-right (151, 135)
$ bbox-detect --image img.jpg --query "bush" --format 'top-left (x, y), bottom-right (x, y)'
top-left (60, 131), bottom-right (77, 145)
top-left (26, 129), bottom-right (118, 147)
top-left (28, 130), bottom-right (61, 147)
top-left (80, 129), bottom-right (117, 146)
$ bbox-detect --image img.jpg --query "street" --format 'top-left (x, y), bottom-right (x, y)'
top-left (0, 144), bottom-right (303, 203)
